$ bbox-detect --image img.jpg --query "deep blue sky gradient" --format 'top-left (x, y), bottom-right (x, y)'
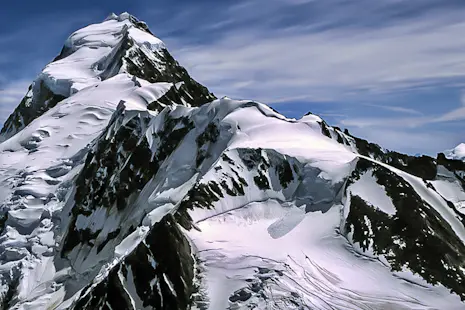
top-left (1, 0), bottom-right (465, 155)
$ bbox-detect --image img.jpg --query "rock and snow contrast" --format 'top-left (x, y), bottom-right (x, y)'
top-left (1, 12), bottom-right (465, 310)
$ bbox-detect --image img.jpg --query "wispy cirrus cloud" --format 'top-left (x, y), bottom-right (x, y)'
top-left (362, 104), bottom-right (423, 116)
top-left (434, 92), bottom-right (465, 122)
top-left (339, 116), bottom-right (431, 129)
top-left (340, 92), bottom-right (465, 130)
top-left (162, 0), bottom-right (465, 104)
top-left (346, 126), bottom-right (462, 155)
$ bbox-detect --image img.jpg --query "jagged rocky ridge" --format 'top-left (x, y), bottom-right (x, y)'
top-left (1, 13), bottom-right (465, 310)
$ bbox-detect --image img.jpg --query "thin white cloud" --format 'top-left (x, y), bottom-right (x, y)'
top-left (167, 2), bottom-right (465, 104)
top-left (340, 116), bottom-right (431, 129)
top-left (434, 92), bottom-right (465, 122)
top-left (348, 126), bottom-right (462, 156)
top-left (339, 93), bottom-right (465, 130)
top-left (162, 0), bottom-right (465, 156)
top-left (435, 106), bottom-right (465, 122)
top-left (363, 103), bottom-right (423, 116)
top-left (1, 3), bottom-right (463, 156)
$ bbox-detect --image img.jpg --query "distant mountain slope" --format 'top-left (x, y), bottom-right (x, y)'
top-left (446, 143), bottom-right (465, 161)
top-left (0, 12), bottom-right (464, 310)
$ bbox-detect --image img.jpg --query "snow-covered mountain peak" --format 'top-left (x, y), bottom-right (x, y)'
top-left (43, 12), bottom-right (165, 97)
top-left (0, 14), bottom-right (214, 141)
top-left (446, 143), bottom-right (465, 161)
top-left (1, 13), bottom-right (465, 310)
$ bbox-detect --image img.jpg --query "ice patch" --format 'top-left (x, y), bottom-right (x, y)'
top-left (267, 204), bottom-right (305, 239)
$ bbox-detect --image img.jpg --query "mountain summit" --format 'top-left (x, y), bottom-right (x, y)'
top-left (1, 13), bottom-right (465, 310)
top-left (447, 143), bottom-right (465, 161)
top-left (0, 12), bottom-right (214, 141)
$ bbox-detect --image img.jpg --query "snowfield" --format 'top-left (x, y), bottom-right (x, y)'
top-left (1, 12), bottom-right (465, 310)
top-left (188, 203), bottom-right (462, 310)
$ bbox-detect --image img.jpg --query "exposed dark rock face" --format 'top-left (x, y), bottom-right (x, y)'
top-left (61, 106), bottom-right (195, 258)
top-left (351, 136), bottom-right (385, 160)
top-left (72, 214), bottom-right (194, 310)
top-left (0, 213), bottom-right (7, 236)
top-left (438, 153), bottom-right (465, 189)
top-left (345, 158), bottom-right (465, 300)
top-left (128, 48), bottom-right (215, 108)
top-left (196, 122), bottom-right (220, 167)
top-left (0, 82), bottom-right (66, 139)
top-left (0, 276), bottom-right (19, 310)
top-left (383, 152), bottom-right (437, 180)
top-left (104, 33), bottom-right (215, 110)
top-left (61, 108), bottom-right (153, 256)
top-left (176, 148), bottom-right (302, 231)
top-left (318, 121), bottom-right (332, 139)
top-left (341, 132), bottom-right (439, 180)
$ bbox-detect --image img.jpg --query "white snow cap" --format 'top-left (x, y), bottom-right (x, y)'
top-left (446, 143), bottom-right (465, 161)
top-left (39, 11), bottom-right (165, 97)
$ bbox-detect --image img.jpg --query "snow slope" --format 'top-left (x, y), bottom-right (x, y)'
top-left (0, 75), bottom-right (182, 309)
top-left (57, 97), bottom-right (465, 310)
top-left (1, 12), bottom-right (465, 310)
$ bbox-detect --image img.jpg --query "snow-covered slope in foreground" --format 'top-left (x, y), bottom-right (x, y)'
top-left (1, 12), bottom-right (465, 310)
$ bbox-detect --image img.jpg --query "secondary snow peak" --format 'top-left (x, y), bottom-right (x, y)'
top-left (446, 143), bottom-right (465, 161)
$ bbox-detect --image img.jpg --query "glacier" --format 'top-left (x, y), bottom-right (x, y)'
top-left (0, 12), bottom-right (465, 310)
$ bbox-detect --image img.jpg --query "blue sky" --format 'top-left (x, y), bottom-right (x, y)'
top-left (1, 0), bottom-right (465, 155)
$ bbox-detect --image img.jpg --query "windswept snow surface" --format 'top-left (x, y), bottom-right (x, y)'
top-left (127, 27), bottom-right (165, 52)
